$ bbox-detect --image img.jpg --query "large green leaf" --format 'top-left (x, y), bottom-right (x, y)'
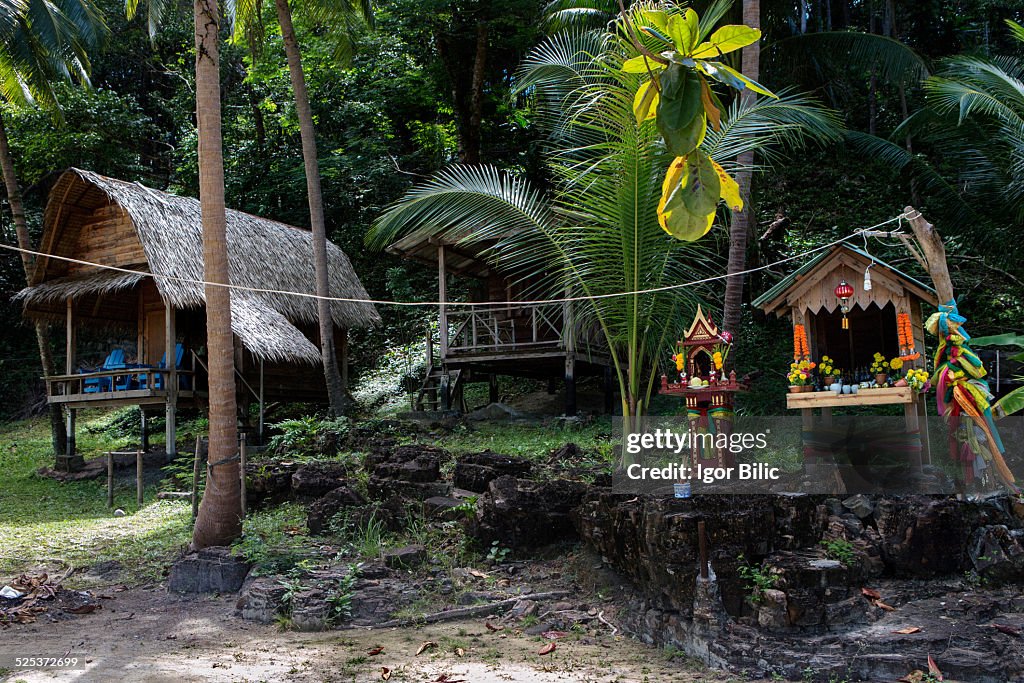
top-left (969, 333), bottom-right (1024, 348)
top-left (657, 151), bottom-right (719, 240)
top-left (699, 60), bottom-right (777, 98)
top-left (659, 107), bottom-right (706, 156)
top-left (678, 148), bottom-right (720, 216)
top-left (691, 25), bottom-right (760, 59)
top-left (995, 386), bottom-right (1024, 416)
top-left (621, 54), bottom-right (665, 74)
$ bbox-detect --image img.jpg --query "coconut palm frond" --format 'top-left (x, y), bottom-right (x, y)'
top-left (703, 90), bottom-right (843, 168)
top-left (764, 30), bottom-right (930, 87)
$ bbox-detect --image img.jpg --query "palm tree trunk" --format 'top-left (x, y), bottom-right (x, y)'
top-left (191, 0), bottom-right (242, 549)
top-left (722, 0), bottom-right (760, 339)
top-left (274, 0), bottom-right (347, 416)
top-left (0, 112), bottom-right (67, 461)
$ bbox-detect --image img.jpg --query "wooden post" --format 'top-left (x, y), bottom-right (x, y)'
top-left (564, 291), bottom-right (576, 416)
top-left (239, 433), bottom-right (248, 518)
top-left (191, 437), bottom-right (203, 520)
top-left (438, 244), bottom-right (448, 361)
top-left (107, 451), bottom-right (114, 508)
top-left (904, 207), bottom-right (955, 305)
top-left (139, 408), bottom-right (149, 452)
top-left (136, 449), bottom-right (144, 507)
top-left (164, 301), bottom-right (177, 461)
top-left (425, 323), bottom-right (434, 369)
top-left (488, 374), bottom-right (499, 404)
top-left (698, 520), bottom-right (708, 580)
top-left (136, 288), bottom-right (144, 364)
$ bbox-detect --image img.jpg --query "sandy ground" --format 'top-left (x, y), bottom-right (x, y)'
top-left (0, 588), bottom-right (734, 683)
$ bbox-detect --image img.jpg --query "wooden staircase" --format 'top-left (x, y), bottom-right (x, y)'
top-left (415, 365), bottom-right (465, 412)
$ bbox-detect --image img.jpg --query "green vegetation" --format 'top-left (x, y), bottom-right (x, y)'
top-left (820, 538), bottom-right (857, 567)
top-left (0, 415), bottom-right (191, 583)
top-left (737, 554), bottom-right (779, 603)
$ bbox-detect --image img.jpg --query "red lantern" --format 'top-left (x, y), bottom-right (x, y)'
top-left (834, 280), bottom-right (854, 330)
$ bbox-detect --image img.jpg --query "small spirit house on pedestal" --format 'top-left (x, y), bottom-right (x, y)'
top-left (660, 305), bottom-right (746, 467)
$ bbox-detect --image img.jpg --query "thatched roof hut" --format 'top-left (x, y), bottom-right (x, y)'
top-left (19, 168), bottom-right (379, 364)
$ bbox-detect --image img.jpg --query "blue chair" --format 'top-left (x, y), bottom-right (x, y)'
top-left (81, 349), bottom-right (127, 393)
top-left (139, 344), bottom-right (187, 391)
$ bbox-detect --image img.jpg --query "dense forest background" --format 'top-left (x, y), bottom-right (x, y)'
top-left (2, 0), bottom-right (1023, 418)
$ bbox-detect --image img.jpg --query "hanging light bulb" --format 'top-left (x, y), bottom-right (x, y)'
top-left (863, 260), bottom-right (874, 292)
top-left (834, 280), bottom-right (854, 330)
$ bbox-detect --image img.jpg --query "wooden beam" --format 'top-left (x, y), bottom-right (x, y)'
top-left (904, 206), bottom-right (955, 305)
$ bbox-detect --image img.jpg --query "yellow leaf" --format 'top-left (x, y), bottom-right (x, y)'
top-left (633, 80), bottom-right (659, 123)
top-left (682, 9), bottom-right (699, 50)
top-left (691, 25), bottom-right (761, 59)
top-left (658, 158), bottom-right (716, 241)
top-left (666, 12), bottom-right (694, 53)
top-left (700, 77), bottom-right (720, 131)
top-left (712, 160), bottom-right (743, 211)
top-left (621, 55), bottom-right (664, 74)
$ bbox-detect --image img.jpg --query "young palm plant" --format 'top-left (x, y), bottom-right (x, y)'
top-left (368, 6), bottom-right (839, 428)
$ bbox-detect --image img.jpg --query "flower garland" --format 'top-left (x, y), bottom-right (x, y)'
top-left (897, 312), bottom-right (921, 361)
top-left (793, 324), bottom-right (809, 360)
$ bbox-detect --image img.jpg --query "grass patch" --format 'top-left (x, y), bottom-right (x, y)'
top-left (0, 414), bottom-right (192, 584)
top-left (430, 420), bottom-right (613, 459)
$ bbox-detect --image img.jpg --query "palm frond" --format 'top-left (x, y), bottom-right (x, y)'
top-left (764, 31), bottom-right (929, 87)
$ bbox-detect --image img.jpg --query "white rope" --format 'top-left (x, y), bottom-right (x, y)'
top-left (0, 213), bottom-right (909, 308)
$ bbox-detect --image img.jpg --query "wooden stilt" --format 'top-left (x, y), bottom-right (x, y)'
top-left (488, 374), bottom-right (499, 404)
top-left (139, 408), bottom-right (149, 452)
top-left (164, 301), bottom-right (177, 462)
top-left (564, 355), bottom-right (577, 417)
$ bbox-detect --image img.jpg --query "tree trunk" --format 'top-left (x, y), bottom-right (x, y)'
top-left (465, 20), bottom-right (488, 165)
top-left (721, 0), bottom-right (760, 339)
top-left (0, 112), bottom-right (67, 459)
top-left (191, 0), bottom-right (242, 549)
top-left (274, 0), bottom-right (347, 416)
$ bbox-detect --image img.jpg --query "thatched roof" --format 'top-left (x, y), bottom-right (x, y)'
top-left (19, 168), bottom-right (380, 364)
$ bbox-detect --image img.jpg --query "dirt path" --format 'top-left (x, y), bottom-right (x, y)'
top-left (0, 588), bottom-right (733, 683)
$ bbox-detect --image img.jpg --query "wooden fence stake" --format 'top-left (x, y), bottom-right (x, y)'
top-left (106, 451), bottom-right (114, 508)
top-left (136, 449), bottom-right (143, 507)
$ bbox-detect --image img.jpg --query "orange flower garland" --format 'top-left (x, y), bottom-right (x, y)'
top-left (793, 324), bottom-right (810, 360)
top-left (896, 313), bottom-right (920, 361)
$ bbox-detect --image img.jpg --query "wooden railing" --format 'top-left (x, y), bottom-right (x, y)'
top-left (446, 303), bottom-right (565, 353)
top-left (46, 367), bottom-right (194, 403)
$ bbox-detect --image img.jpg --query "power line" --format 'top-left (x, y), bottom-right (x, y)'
top-left (0, 213), bottom-right (909, 308)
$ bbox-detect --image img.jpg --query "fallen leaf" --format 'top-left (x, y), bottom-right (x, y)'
top-left (874, 600), bottom-right (896, 612)
top-left (927, 654), bottom-right (944, 681)
top-left (899, 672), bottom-right (925, 683)
top-left (993, 623), bottom-right (1022, 637)
top-left (367, 646), bottom-right (384, 656)
top-left (468, 569), bottom-right (489, 578)
top-left (893, 627), bottom-right (921, 634)
top-left (380, 666), bottom-right (391, 680)
top-left (538, 642), bottom-right (557, 655)
top-left (455, 647), bottom-right (465, 657)
top-left (485, 622), bottom-right (503, 632)
top-left (541, 630), bottom-right (569, 640)
top-left (65, 604), bottom-right (101, 614)
top-left (416, 641), bottom-right (438, 656)
top-left (861, 587), bottom-right (882, 600)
